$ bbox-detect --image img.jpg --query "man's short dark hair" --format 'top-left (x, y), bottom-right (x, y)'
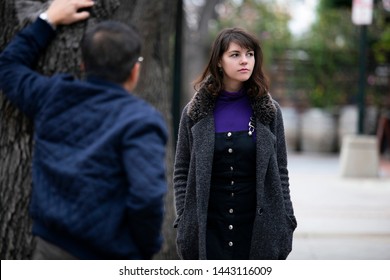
top-left (81, 21), bottom-right (141, 84)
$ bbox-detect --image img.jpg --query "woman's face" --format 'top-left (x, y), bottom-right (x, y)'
top-left (219, 42), bottom-right (255, 92)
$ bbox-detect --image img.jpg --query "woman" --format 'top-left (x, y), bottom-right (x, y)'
top-left (173, 27), bottom-right (297, 260)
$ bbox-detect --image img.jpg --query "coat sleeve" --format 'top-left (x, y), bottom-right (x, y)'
top-left (122, 110), bottom-right (168, 259)
top-left (172, 105), bottom-right (192, 228)
top-left (273, 101), bottom-right (297, 227)
top-left (0, 18), bottom-right (56, 118)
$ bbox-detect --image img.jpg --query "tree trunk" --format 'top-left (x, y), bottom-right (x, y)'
top-left (182, 0), bottom-right (221, 106)
top-left (0, 0), bottom-right (35, 261)
top-left (0, 0), bottom-right (178, 260)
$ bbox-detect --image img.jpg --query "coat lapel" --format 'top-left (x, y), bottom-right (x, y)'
top-left (255, 121), bottom-right (276, 204)
top-left (191, 115), bottom-right (214, 218)
top-left (191, 115), bottom-right (215, 259)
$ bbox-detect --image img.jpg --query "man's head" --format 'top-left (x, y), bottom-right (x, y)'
top-left (81, 21), bottom-right (142, 88)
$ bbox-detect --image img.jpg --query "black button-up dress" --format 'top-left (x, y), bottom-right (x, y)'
top-left (206, 130), bottom-right (256, 259)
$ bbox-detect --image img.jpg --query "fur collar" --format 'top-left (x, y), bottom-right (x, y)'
top-left (187, 82), bottom-right (276, 125)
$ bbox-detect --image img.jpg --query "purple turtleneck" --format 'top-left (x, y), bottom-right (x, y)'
top-left (213, 89), bottom-right (253, 133)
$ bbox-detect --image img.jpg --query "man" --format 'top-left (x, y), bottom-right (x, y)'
top-left (0, 0), bottom-right (168, 259)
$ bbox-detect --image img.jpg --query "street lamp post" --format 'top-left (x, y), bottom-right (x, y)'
top-left (357, 24), bottom-right (367, 135)
top-left (352, 0), bottom-right (373, 134)
top-left (339, 0), bottom-right (379, 178)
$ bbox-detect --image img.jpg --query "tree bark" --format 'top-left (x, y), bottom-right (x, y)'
top-left (182, 0), bottom-right (221, 106)
top-left (0, 0), bottom-right (35, 261)
top-left (0, 0), bottom-right (178, 260)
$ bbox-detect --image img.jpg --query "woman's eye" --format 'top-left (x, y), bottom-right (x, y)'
top-left (247, 52), bottom-right (254, 57)
top-left (231, 53), bottom-right (239, 57)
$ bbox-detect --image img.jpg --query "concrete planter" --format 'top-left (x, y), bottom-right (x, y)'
top-left (281, 107), bottom-right (299, 152)
top-left (301, 108), bottom-right (336, 153)
top-left (338, 105), bottom-right (358, 151)
top-left (338, 105), bottom-right (379, 149)
top-left (339, 135), bottom-right (379, 177)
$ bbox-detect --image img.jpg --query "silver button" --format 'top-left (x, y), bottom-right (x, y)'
top-left (228, 241), bottom-right (233, 246)
top-left (229, 225), bottom-right (233, 230)
top-left (231, 192), bottom-right (234, 197)
top-left (229, 208), bottom-right (234, 214)
top-left (228, 148), bottom-right (233, 153)
top-left (231, 181), bottom-right (234, 185)
top-left (227, 132), bottom-right (232, 137)
top-left (230, 166), bottom-right (234, 171)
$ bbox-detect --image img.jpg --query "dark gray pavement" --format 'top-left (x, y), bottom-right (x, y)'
top-left (286, 152), bottom-right (390, 260)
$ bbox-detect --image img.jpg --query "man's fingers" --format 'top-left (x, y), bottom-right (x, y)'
top-left (47, 0), bottom-right (95, 26)
top-left (76, 0), bottom-right (95, 10)
top-left (74, 11), bottom-right (91, 21)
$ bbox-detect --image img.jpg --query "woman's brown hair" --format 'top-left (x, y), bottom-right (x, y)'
top-left (193, 27), bottom-right (269, 98)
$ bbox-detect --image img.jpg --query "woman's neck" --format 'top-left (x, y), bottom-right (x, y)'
top-left (223, 80), bottom-right (243, 92)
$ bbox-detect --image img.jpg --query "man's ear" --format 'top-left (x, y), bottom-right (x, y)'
top-left (123, 62), bottom-right (141, 92)
top-left (130, 62), bottom-right (141, 84)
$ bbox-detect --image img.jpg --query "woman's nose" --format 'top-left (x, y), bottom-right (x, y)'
top-left (240, 55), bottom-right (248, 64)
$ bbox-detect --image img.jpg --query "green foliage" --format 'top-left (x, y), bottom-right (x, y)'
top-left (290, 0), bottom-right (390, 109)
top-left (292, 7), bottom-right (360, 108)
top-left (371, 3), bottom-right (390, 64)
top-left (373, 26), bottom-right (390, 63)
top-left (318, 0), bottom-right (351, 10)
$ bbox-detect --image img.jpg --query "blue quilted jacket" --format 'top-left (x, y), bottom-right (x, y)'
top-left (0, 18), bottom-right (168, 259)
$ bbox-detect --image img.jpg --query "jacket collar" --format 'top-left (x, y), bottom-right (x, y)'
top-left (187, 78), bottom-right (276, 125)
top-left (85, 75), bottom-right (127, 92)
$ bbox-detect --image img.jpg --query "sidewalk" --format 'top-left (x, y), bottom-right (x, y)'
top-left (287, 152), bottom-right (390, 260)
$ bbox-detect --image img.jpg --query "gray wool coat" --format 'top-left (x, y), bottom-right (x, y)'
top-left (173, 85), bottom-right (297, 260)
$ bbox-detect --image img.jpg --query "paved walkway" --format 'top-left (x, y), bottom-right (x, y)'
top-left (286, 152), bottom-right (390, 260)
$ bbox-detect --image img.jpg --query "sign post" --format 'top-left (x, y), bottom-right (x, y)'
top-left (352, 0), bottom-right (374, 25)
top-left (352, 0), bottom-right (373, 134)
